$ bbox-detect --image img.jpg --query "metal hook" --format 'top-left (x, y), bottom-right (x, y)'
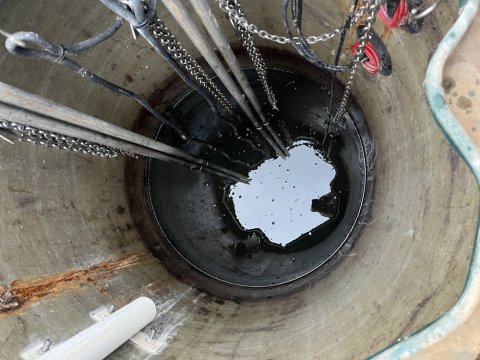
top-left (409, 0), bottom-right (442, 22)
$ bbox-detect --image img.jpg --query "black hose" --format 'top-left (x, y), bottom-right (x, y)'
top-left (98, 0), bottom-right (223, 119)
top-left (99, 1), bottom-right (253, 139)
top-left (66, 17), bottom-right (123, 53)
top-left (283, 0), bottom-right (352, 73)
top-left (5, 31), bottom-right (190, 141)
top-left (99, 0), bottom-right (261, 158)
top-left (5, 1), bottom-right (260, 166)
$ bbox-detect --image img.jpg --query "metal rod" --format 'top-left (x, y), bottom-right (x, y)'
top-left (98, 0), bottom-right (225, 125)
top-left (5, 27), bottom-right (252, 165)
top-left (189, 0), bottom-right (289, 157)
top-left (5, 31), bottom-right (190, 142)
top-left (160, 0), bottom-right (286, 158)
top-left (0, 102), bottom-right (247, 182)
top-left (410, 0), bottom-right (442, 21)
top-left (0, 83), bottom-right (248, 183)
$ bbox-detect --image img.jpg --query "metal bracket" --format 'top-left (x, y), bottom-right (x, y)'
top-left (20, 340), bottom-right (52, 360)
top-left (20, 299), bottom-right (159, 359)
top-left (90, 303), bottom-right (163, 354)
top-left (118, 0), bottom-right (139, 39)
top-left (403, 0), bottom-right (424, 33)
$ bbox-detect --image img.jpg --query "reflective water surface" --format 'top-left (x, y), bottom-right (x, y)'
top-left (228, 140), bottom-right (337, 246)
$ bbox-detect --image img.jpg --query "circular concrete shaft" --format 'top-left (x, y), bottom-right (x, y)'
top-left (141, 65), bottom-right (375, 296)
top-left (0, 1), bottom-right (478, 359)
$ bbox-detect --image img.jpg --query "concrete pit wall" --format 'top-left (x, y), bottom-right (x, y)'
top-left (0, 1), bottom-right (478, 359)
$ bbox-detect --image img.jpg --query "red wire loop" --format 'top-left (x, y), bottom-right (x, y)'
top-left (378, 0), bottom-right (410, 28)
top-left (351, 42), bottom-right (381, 73)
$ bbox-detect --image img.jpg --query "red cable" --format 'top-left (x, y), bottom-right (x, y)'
top-left (378, 0), bottom-right (410, 28)
top-left (351, 42), bottom-right (381, 73)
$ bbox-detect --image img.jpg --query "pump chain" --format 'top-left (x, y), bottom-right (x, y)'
top-left (149, 17), bottom-right (236, 114)
top-left (330, 0), bottom-right (380, 129)
top-left (0, 119), bottom-right (136, 159)
top-left (225, 0), bottom-right (278, 110)
top-left (216, 0), bottom-right (367, 45)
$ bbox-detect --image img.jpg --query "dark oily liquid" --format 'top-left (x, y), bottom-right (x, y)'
top-left (155, 68), bottom-right (352, 257)
top-left (147, 67), bottom-right (369, 288)
top-left (220, 129), bottom-right (350, 254)
top-left (228, 140), bottom-right (336, 247)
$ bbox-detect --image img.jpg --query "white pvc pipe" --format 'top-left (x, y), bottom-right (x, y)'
top-left (36, 297), bottom-right (156, 360)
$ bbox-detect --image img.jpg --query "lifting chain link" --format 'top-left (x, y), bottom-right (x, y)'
top-left (148, 14), bottom-right (236, 114)
top-left (0, 119), bottom-right (137, 159)
top-left (225, 0), bottom-right (278, 110)
top-left (215, 0), bottom-right (367, 45)
top-left (330, 0), bottom-right (380, 130)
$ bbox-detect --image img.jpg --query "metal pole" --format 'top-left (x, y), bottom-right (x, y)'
top-left (0, 83), bottom-right (248, 183)
top-left (189, 0), bottom-right (289, 157)
top-left (97, 0), bottom-right (224, 122)
top-left (160, 0), bottom-right (286, 158)
top-left (0, 103), bottom-right (246, 182)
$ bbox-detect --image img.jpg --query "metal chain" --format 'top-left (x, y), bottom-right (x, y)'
top-left (331, 0), bottom-right (379, 128)
top-left (216, 0), bottom-right (367, 45)
top-left (225, 0), bottom-right (278, 110)
top-left (149, 16), bottom-right (236, 114)
top-left (0, 119), bottom-right (137, 159)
